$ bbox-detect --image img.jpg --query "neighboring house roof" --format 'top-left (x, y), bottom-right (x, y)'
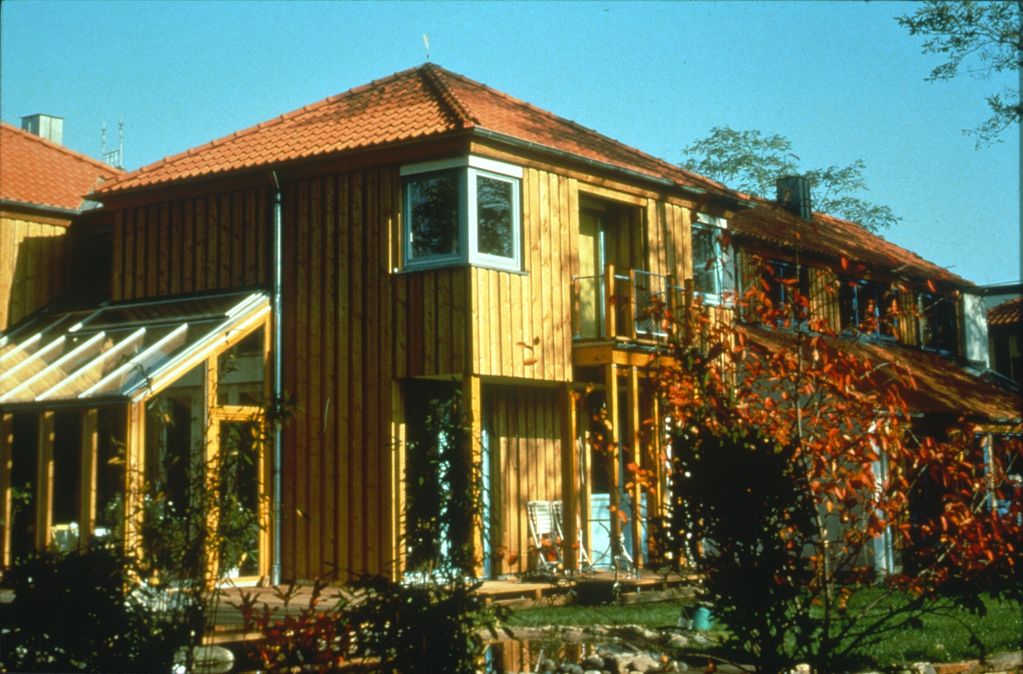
top-left (0, 122), bottom-right (121, 212)
top-left (743, 326), bottom-right (1022, 424)
top-left (93, 63), bottom-right (969, 288)
top-left (989, 297), bottom-right (1023, 328)
top-left (730, 201), bottom-right (973, 289)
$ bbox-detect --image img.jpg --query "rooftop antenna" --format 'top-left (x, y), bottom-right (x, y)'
top-left (101, 116), bottom-right (125, 169)
top-left (422, 34), bottom-right (430, 61)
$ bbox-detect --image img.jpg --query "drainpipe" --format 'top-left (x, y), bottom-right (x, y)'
top-left (271, 171), bottom-right (283, 585)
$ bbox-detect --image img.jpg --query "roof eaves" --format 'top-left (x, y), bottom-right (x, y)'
top-left (0, 197), bottom-right (80, 218)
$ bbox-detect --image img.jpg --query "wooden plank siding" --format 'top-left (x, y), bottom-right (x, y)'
top-left (279, 169), bottom-right (400, 580)
top-left (110, 187), bottom-right (270, 301)
top-left (97, 151), bottom-right (709, 582)
top-left (485, 383), bottom-right (562, 576)
top-left (0, 214), bottom-right (69, 330)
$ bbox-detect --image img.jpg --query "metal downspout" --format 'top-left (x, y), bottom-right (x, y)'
top-left (271, 171), bottom-right (283, 585)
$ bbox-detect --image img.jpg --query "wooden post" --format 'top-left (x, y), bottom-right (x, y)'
top-left (35, 411), bottom-right (54, 552)
top-left (604, 263), bottom-right (616, 339)
top-left (205, 357), bottom-right (221, 588)
top-left (560, 384), bottom-right (578, 571)
top-left (628, 366), bottom-right (643, 567)
top-left (79, 409), bottom-right (98, 551)
top-left (464, 374), bottom-right (484, 578)
top-left (651, 392), bottom-right (664, 521)
top-left (604, 364), bottom-right (621, 561)
top-left (124, 402), bottom-right (145, 563)
top-left (391, 381), bottom-right (406, 581)
top-left (627, 269), bottom-right (637, 342)
top-left (1, 413), bottom-right (13, 566)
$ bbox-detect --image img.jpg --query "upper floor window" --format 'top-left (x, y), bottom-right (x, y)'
top-left (919, 292), bottom-right (959, 355)
top-left (840, 279), bottom-right (896, 338)
top-left (402, 156), bottom-right (522, 272)
top-left (691, 213), bottom-right (734, 305)
top-left (764, 260), bottom-right (809, 323)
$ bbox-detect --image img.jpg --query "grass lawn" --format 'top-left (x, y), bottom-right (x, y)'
top-left (504, 592), bottom-right (1022, 668)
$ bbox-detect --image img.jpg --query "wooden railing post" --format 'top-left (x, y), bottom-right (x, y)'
top-left (627, 270), bottom-right (637, 341)
top-left (604, 263), bottom-right (616, 339)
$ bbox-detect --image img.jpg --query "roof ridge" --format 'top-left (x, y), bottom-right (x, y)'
top-left (97, 65), bottom-right (427, 193)
top-left (0, 121), bottom-right (122, 176)
top-left (435, 67), bottom-right (730, 194)
top-left (417, 63), bottom-right (477, 129)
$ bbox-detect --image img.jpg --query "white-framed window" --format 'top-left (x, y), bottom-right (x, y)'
top-left (401, 156), bottom-right (522, 272)
top-left (691, 213), bottom-right (734, 305)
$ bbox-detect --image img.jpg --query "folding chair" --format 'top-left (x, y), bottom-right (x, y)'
top-left (550, 500), bottom-right (591, 570)
top-left (526, 500), bottom-right (563, 573)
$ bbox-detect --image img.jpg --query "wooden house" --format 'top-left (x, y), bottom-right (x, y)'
top-left (1, 65), bottom-right (1018, 583)
top-left (0, 119), bottom-right (121, 331)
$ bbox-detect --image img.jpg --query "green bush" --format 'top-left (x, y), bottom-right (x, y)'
top-left (0, 547), bottom-right (187, 673)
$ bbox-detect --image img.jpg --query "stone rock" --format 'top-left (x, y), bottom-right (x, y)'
top-left (986, 652), bottom-right (1023, 670)
top-left (666, 633), bottom-right (689, 650)
top-left (629, 654), bottom-right (662, 672)
top-left (582, 671), bottom-right (603, 674)
top-left (789, 665), bottom-right (810, 674)
top-left (910, 664), bottom-right (937, 674)
top-left (583, 654), bottom-right (605, 669)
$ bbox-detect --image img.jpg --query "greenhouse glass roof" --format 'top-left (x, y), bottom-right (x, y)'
top-left (0, 291), bottom-right (269, 406)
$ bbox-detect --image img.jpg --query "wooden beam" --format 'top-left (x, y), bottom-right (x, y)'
top-left (604, 263), bottom-right (617, 340)
top-left (464, 374), bottom-right (484, 578)
top-left (1, 413), bottom-right (13, 566)
top-left (559, 384), bottom-right (578, 571)
top-left (604, 364), bottom-right (621, 563)
top-left (35, 411), bottom-right (54, 552)
top-left (79, 409), bottom-right (98, 552)
top-left (124, 402), bottom-right (145, 563)
top-left (628, 366), bottom-right (643, 568)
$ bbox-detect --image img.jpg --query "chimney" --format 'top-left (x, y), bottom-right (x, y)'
top-left (20, 114), bottom-right (64, 146)
top-left (776, 175), bottom-right (812, 220)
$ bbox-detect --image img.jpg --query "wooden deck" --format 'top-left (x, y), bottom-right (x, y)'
top-left (205, 569), bottom-right (696, 643)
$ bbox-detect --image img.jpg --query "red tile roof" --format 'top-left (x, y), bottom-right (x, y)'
top-left (989, 297), bottom-right (1022, 327)
top-left (730, 201), bottom-right (973, 288)
top-left (0, 122), bottom-right (121, 212)
top-left (743, 325), bottom-right (1022, 424)
top-left (93, 63), bottom-right (968, 288)
top-left (94, 64), bottom-right (721, 197)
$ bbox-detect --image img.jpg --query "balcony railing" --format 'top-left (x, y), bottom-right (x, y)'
top-left (572, 266), bottom-right (681, 342)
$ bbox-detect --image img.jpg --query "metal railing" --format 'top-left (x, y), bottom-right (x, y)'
top-left (572, 265), bottom-right (681, 342)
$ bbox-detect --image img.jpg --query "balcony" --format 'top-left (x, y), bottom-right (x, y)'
top-left (572, 266), bottom-right (681, 363)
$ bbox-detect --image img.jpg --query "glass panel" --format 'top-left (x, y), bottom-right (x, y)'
top-left (217, 420), bottom-right (262, 578)
top-left (217, 326), bottom-right (266, 406)
top-left (10, 413), bottom-right (38, 562)
top-left (50, 411), bottom-right (81, 552)
top-left (95, 407), bottom-right (126, 537)
top-left (85, 325), bottom-right (193, 398)
top-left (407, 170), bottom-right (459, 260)
top-left (691, 224), bottom-right (719, 296)
top-left (476, 175), bottom-right (514, 258)
top-left (142, 362), bottom-right (205, 580)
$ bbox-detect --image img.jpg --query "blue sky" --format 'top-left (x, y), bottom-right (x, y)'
top-left (2, 0), bottom-right (1018, 285)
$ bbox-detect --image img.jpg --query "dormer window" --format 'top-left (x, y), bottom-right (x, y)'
top-left (691, 213), bottom-right (734, 305)
top-left (401, 156), bottom-right (522, 272)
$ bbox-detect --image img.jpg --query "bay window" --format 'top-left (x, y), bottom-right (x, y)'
top-left (402, 156), bottom-right (522, 272)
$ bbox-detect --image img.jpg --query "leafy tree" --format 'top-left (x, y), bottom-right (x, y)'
top-left (897, 0), bottom-right (1023, 144)
top-left (650, 260), bottom-right (1022, 673)
top-left (680, 127), bottom-right (899, 232)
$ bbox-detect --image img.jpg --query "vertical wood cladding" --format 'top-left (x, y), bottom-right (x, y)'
top-left (485, 383), bottom-right (562, 576)
top-left (0, 216), bottom-right (68, 331)
top-left (471, 169), bottom-right (574, 381)
top-left (111, 188), bottom-right (269, 301)
top-left (281, 169), bottom-right (400, 581)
